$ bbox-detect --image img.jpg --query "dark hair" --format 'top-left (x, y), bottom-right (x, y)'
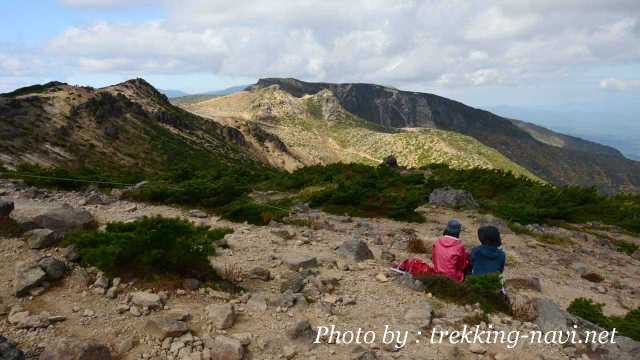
top-left (443, 229), bottom-right (460, 238)
top-left (478, 226), bottom-right (501, 247)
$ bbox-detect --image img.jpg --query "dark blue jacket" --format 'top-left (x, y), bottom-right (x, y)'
top-left (470, 244), bottom-right (505, 275)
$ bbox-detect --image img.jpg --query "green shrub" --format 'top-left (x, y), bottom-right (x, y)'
top-left (567, 297), bottom-right (640, 341)
top-left (416, 273), bottom-right (510, 314)
top-left (65, 216), bottom-right (232, 279)
top-left (9, 163), bottom-right (143, 191)
top-left (613, 240), bottom-right (639, 256)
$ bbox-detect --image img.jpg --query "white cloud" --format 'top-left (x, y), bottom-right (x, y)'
top-left (13, 0), bottom-right (639, 90)
top-left (600, 78), bottom-right (640, 92)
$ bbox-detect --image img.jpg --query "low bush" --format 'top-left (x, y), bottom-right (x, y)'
top-left (416, 273), bottom-right (510, 314)
top-left (613, 240), bottom-right (639, 256)
top-left (567, 297), bottom-right (640, 341)
top-left (65, 216), bottom-right (232, 279)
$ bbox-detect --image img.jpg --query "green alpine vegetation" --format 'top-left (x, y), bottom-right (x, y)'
top-left (567, 297), bottom-right (640, 341)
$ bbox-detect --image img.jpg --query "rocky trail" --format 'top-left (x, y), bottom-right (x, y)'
top-left (1, 179), bottom-right (639, 360)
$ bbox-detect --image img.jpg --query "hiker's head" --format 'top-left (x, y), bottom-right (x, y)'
top-left (443, 219), bottom-right (461, 238)
top-left (478, 225), bottom-right (501, 247)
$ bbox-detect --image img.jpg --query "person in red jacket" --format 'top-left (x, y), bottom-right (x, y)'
top-left (431, 219), bottom-right (469, 282)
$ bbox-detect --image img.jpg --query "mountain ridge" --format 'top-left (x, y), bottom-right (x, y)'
top-left (249, 78), bottom-right (640, 193)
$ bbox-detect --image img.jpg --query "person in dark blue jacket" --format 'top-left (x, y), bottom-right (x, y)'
top-left (471, 225), bottom-right (506, 275)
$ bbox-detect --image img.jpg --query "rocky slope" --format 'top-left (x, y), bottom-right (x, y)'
top-left (1, 180), bottom-right (639, 359)
top-left (0, 79), bottom-right (255, 173)
top-left (248, 78), bottom-right (640, 193)
top-left (179, 86), bottom-right (540, 180)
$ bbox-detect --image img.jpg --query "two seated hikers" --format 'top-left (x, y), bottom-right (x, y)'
top-left (394, 220), bottom-right (506, 284)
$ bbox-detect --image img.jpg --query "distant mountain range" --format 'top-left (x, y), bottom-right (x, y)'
top-left (488, 105), bottom-right (640, 161)
top-left (160, 85), bottom-right (249, 99)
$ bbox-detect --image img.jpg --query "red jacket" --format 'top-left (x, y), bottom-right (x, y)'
top-left (432, 235), bottom-right (469, 283)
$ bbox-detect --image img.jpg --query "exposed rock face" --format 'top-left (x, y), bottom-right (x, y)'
top-left (250, 78), bottom-right (640, 193)
top-left (429, 187), bottom-right (478, 209)
top-left (206, 303), bottom-right (236, 330)
top-left (39, 337), bottom-right (111, 360)
top-left (131, 292), bottom-right (163, 309)
top-left (30, 206), bottom-right (97, 234)
top-left (145, 315), bottom-right (189, 339)
top-left (38, 257), bottom-right (66, 280)
top-left (210, 336), bottom-right (244, 360)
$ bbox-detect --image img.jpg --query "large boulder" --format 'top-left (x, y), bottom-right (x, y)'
top-left (0, 336), bottom-right (25, 360)
top-left (14, 261), bottom-right (47, 297)
top-left (429, 187), bottom-right (478, 209)
top-left (284, 255), bottom-right (318, 270)
top-left (24, 229), bottom-right (59, 249)
top-left (38, 257), bottom-right (66, 280)
top-left (337, 239), bottom-right (374, 262)
top-left (30, 205), bottom-right (97, 234)
top-left (145, 315), bottom-right (189, 339)
top-left (0, 199), bottom-right (14, 218)
top-left (206, 303), bottom-right (236, 330)
top-left (39, 337), bottom-right (111, 360)
top-left (130, 292), bottom-right (162, 309)
top-left (209, 336), bottom-right (245, 360)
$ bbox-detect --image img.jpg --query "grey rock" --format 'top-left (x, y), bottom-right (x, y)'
top-left (570, 262), bottom-right (589, 275)
top-left (429, 187), bottom-right (478, 208)
top-left (38, 257), bottom-right (66, 280)
top-left (145, 316), bottom-right (189, 339)
top-left (24, 229), bottom-right (59, 249)
top-left (14, 261), bottom-right (47, 297)
top-left (115, 336), bottom-right (138, 355)
top-left (286, 319), bottom-right (316, 341)
top-left (30, 205), bottom-right (97, 235)
top-left (337, 239), bottom-right (374, 262)
top-left (280, 271), bottom-right (310, 293)
top-left (632, 249), bottom-right (640, 261)
top-left (93, 272), bottom-right (110, 289)
top-left (534, 298), bottom-right (571, 332)
top-left (61, 244), bottom-right (80, 262)
top-left (39, 337), bottom-right (111, 360)
top-left (478, 214), bottom-right (513, 234)
top-left (210, 336), bottom-right (244, 360)
top-left (284, 255), bottom-right (318, 270)
top-left (271, 228), bottom-right (296, 240)
top-left (248, 266), bottom-right (271, 281)
top-left (130, 291), bottom-right (162, 309)
top-left (206, 303), bottom-right (236, 330)
top-left (187, 209), bottom-right (208, 218)
top-left (0, 336), bottom-right (25, 360)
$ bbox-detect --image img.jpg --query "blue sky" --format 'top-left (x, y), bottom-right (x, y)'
top-left (1, 0), bottom-right (639, 115)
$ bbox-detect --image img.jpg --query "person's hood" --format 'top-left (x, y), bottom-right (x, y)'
top-left (438, 235), bottom-right (462, 247)
top-left (475, 244), bottom-right (502, 259)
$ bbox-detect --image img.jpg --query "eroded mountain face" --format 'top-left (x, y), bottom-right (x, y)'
top-left (249, 78), bottom-right (640, 193)
top-left (178, 86), bottom-right (540, 179)
top-left (0, 79), bottom-right (254, 173)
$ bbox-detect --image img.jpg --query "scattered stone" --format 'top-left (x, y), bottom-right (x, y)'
top-left (210, 336), bottom-right (244, 360)
top-left (24, 229), bottom-right (59, 249)
top-left (469, 343), bottom-right (487, 354)
top-left (283, 345), bottom-right (297, 359)
top-left (375, 273), bottom-right (388, 282)
top-left (582, 272), bottom-right (604, 283)
top-left (571, 262), bottom-right (589, 275)
top-left (131, 291), bottom-right (162, 309)
top-left (429, 187), bottom-right (478, 208)
top-left (187, 209), bottom-right (208, 218)
top-left (271, 228), bottom-right (296, 240)
top-left (286, 319), bottom-right (316, 341)
top-left (337, 239), bottom-right (374, 262)
top-left (39, 337), bottom-right (111, 360)
top-left (115, 336), bottom-right (139, 355)
top-left (116, 304), bottom-right (130, 314)
top-left (0, 336), bottom-right (24, 360)
top-left (206, 303), bottom-right (236, 330)
top-left (534, 298), bottom-right (571, 332)
top-left (284, 255), bottom-right (319, 270)
top-left (632, 249), bottom-right (640, 261)
top-left (30, 205), bottom-right (97, 234)
top-left (280, 272), bottom-right (308, 293)
top-left (182, 278), bottom-right (201, 291)
top-left (93, 272), bottom-right (110, 289)
top-left (38, 257), bottom-right (66, 280)
top-left (105, 287), bottom-right (118, 299)
top-left (247, 293), bottom-right (269, 312)
top-left (248, 266), bottom-right (271, 281)
top-left (61, 244), bottom-right (80, 262)
top-left (14, 261), bottom-right (47, 297)
top-left (145, 315), bottom-right (189, 339)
